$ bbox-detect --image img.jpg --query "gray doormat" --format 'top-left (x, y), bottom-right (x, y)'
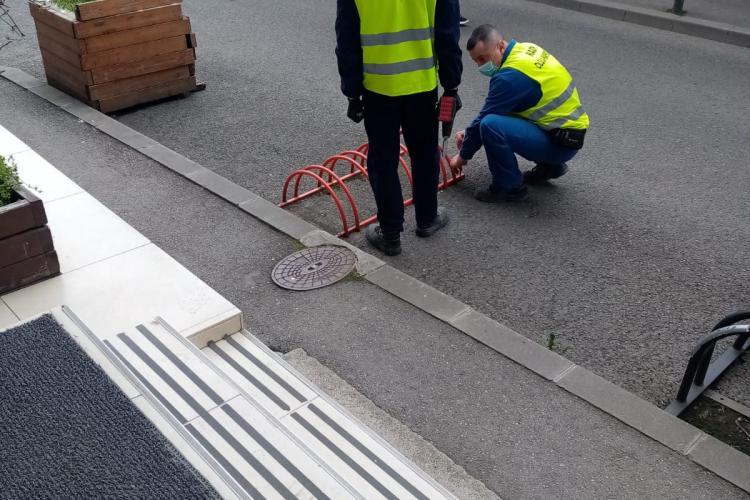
top-left (0, 314), bottom-right (219, 499)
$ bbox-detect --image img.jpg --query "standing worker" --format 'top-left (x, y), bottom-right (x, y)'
top-left (335, 0), bottom-right (463, 256)
top-left (448, 25), bottom-right (589, 202)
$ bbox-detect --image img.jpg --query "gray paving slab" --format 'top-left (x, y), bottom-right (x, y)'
top-left (0, 78), bottom-right (744, 498)
top-left (689, 435), bottom-right (750, 492)
top-left (671, 17), bottom-right (732, 42)
top-left (136, 144), bottom-right (204, 177)
top-left (239, 197), bottom-right (319, 241)
top-left (365, 265), bottom-right (470, 323)
top-left (185, 168), bottom-right (255, 206)
top-left (727, 26), bottom-right (750, 46)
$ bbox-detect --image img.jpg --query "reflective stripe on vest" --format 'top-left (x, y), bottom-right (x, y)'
top-left (354, 0), bottom-right (438, 97)
top-left (503, 42), bottom-right (589, 131)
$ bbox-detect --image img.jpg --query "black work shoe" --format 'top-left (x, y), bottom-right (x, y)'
top-left (523, 163), bottom-right (569, 185)
top-left (459, 16), bottom-right (470, 26)
top-left (474, 185), bottom-right (529, 203)
top-left (365, 225), bottom-right (402, 256)
top-left (416, 206), bottom-right (449, 237)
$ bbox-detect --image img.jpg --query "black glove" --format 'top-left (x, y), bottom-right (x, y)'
top-left (347, 96), bottom-right (364, 123)
top-left (442, 88), bottom-right (462, 113)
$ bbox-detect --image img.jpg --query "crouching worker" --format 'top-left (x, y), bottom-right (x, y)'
top-left (448, 25), bottom-right (589, 202)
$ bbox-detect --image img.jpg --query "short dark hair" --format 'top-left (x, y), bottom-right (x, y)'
top-left (467, 24), bottom-right (500, 51)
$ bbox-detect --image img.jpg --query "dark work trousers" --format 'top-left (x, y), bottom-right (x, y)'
top-left (363, 88), bottom-right (440, 234)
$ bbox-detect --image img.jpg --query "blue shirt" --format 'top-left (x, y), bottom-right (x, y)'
top-left (335, 0), bottom-right (463, 98)
top-left (460, 40), bottom-right (543, 160)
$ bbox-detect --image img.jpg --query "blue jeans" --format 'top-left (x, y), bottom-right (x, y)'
top-left (479, 115), bottom-right (579, 190)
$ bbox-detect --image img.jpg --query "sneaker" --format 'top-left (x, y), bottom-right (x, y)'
top-left (523, 163), bottom-right (568, 185)
top-left (365, 225), bottom-right (402, 256)
top-left (416, 206), bottom-right (449, 237)
top-left (474, 184), bottom-right (529, 203)
top-left (459, 16), bottom-right (469, 27)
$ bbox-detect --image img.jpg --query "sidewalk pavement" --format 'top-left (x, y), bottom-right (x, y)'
top-left (612, 0), bottom-right (750, 28)
top-left (523, 0), bottom-right (750, 46)
top-left (2, 72), bottom-right (747, 497)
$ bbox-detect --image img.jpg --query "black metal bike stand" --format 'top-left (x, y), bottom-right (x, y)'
top-left (667, 311), bottom-right (750, 416)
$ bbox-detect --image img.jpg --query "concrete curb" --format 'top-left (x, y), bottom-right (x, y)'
top-left (3, 67), bottom-right (748, 493)
top-left (527, 0), bottom-right (750, 47)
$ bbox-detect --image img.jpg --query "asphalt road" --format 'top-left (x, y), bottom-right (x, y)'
top-left (1, 0), bottom-right (748, 412)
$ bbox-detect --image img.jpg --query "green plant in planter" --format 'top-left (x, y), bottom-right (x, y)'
top-left (51, 0), bottom-right (96, 12)
top-left (0, 155), bottom-right (21, 207)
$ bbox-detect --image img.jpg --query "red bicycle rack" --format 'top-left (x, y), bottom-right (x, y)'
top-left (280, 143), bottom-right (465, 237)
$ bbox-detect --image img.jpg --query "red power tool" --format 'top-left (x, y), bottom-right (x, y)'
top-left (438, 92), bottom-right (461, 157)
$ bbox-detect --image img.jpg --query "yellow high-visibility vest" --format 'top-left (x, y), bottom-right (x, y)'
top-left (504, 42), bottom-right (589, 130)
top-left (354, 0), bottom-right (438, 97)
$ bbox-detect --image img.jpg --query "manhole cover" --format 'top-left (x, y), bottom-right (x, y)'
top-left (272, 245), bottom-right (357, 291)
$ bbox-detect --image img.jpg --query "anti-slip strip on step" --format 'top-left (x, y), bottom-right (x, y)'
top-left (305, 402), bottom-right (429, 500)
top-left (204, 332), bottom-right (318, 418)
top-left (209, 339), bottom-right (295, 412)
top-left (288, 410), bottom-right (406, 500)
top-left (226, 335), bottom-right (308, 404)
top-left (188, 403), bottom-right (315, 500)
top-left (105, 339), bottom-right (191, 425)
top-left (137, 324), bottom-right (225, 406)
top-left (221, 403), bottom-right (331, 499)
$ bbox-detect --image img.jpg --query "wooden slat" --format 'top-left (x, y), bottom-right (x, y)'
top-left (41, 49), bottom-right (92, 88)
top-left (90, 48), bottom-right (194, 84)
top-left (84, 18), bottom-right (190, 53)
top-left (46, 73), bottom-right (92, 105)
top-left (81, 34), bottom-right (187, 70)
top-left (33, 19), bottom-right (86, 55)
top-left (36, 32), bottom-right (83, 69)
top-left (28, 2), bottom-right (76, 37)
top-left (97, 76), bottom-right (196, 113)
top-left (89, 66), bottom-right (190, 100)
top-left (0, 251), bottom-right (60, 295)
top-left (76, 0), bottom-right (180, 21)
top-left (187, 32), bottom-right (197, 48)
top-left (74, 4), bottom-right (182, 39)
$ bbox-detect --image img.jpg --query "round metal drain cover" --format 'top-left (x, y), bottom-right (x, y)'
top-left (272, 245), bottom-right (357, 291)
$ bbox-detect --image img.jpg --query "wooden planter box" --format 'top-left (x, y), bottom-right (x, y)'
top-left (29, 0), bottom-right (202, 113)
top-left (0, 186), bottom-right (60, 294)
